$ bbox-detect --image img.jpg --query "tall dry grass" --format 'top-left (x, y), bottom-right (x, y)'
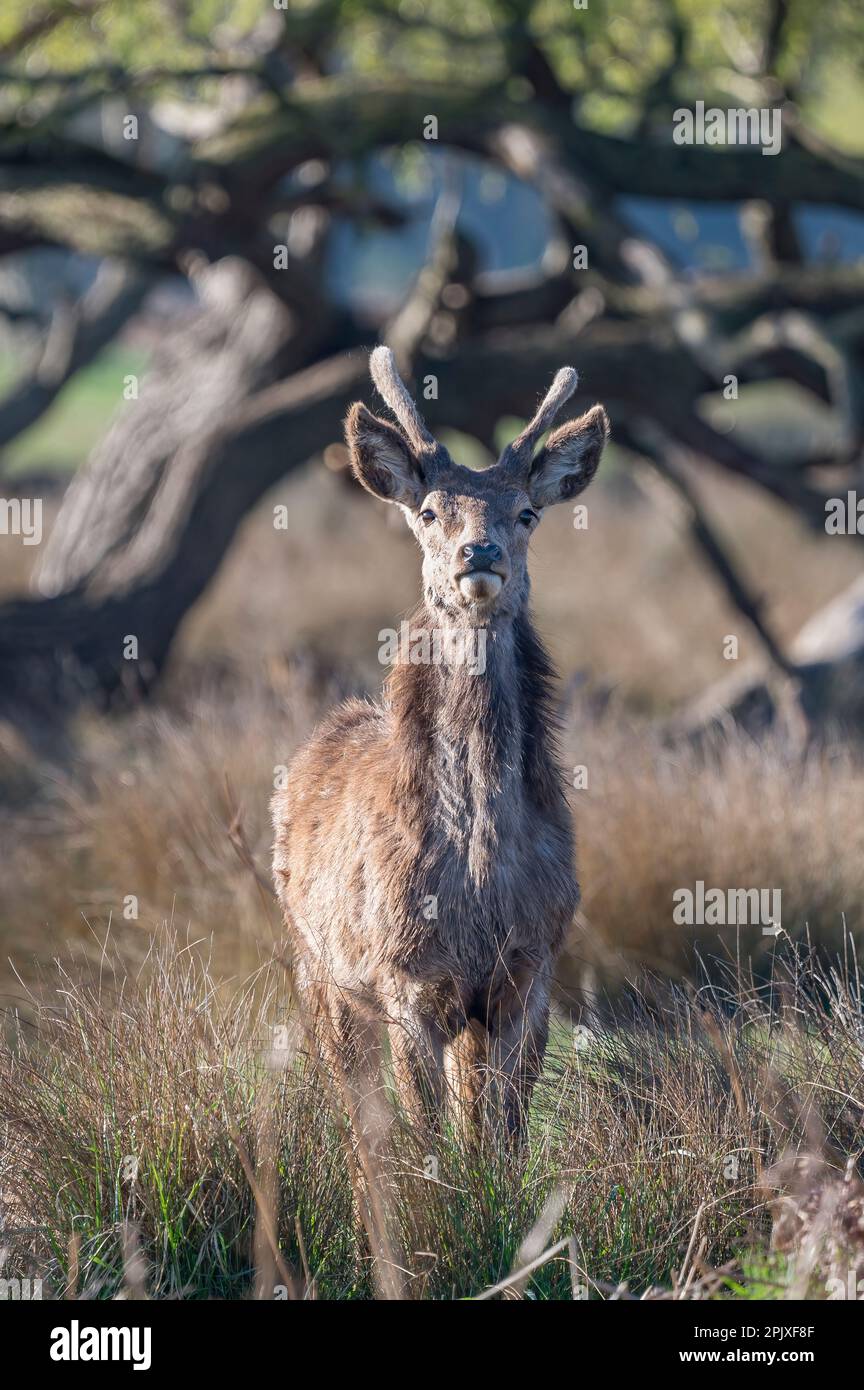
top-left (557, 716), bottom-right (864, 1003)
top-left (2, 931), bottom-right (863, 1300)
top-left (0, 667), bottom-right (337, 1005)
top-left (3, 673), bottom-right (863, 1012)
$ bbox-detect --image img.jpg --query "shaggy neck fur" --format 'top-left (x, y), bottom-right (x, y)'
top-left (386, 602), bottom-right (567, 884)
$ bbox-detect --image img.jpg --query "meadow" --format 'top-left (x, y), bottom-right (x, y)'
top-left (3, 930), bottom-right (863, 1300)
top-left (1, 376), bottom-right (863, 1298)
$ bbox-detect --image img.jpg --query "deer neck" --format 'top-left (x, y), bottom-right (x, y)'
top-left (388, 603), bottom-right (560, 879)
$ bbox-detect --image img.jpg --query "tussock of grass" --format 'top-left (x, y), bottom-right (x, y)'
top-left (2, 933), bottom-right (863, 1300)
top-left (558, 718), bottom-right (864, 1000)
top-left (0, 674), bottom-right (329, 996)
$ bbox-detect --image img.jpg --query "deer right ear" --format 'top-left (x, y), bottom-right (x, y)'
top-left (345, 402), bottom-right (424, 507)
top-left (527, 405), bottom-right (609, 508)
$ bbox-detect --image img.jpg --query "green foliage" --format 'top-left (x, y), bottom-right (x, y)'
top-left (1, 0), bottom-right (862, 147)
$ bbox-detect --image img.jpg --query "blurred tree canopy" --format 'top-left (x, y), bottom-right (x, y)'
top-left (0, 0), bottom-right (863, 731)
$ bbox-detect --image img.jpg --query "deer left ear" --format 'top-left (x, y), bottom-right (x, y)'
top-left (527, 404), bottom-right (609, 508)
top-left (344, 401), bottom-right (425, 507)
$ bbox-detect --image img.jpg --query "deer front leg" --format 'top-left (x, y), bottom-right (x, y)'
top-left (312, 988), bottom-right (390, 1147)
top-left (445, 1021), bottom-right (489, 1140)
top-left (486, 963), bottom-right (552, 1143)
top-left (309, 988), bottom-right (411, 1291)
top-left (388, 1013), bottom-right (445, 1134)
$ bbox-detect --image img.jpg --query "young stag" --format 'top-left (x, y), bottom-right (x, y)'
top-left (272, 348), bottom-right (609, 1138)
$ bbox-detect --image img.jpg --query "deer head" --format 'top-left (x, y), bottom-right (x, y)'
top-left (345, 347), bottom-right (609, 624)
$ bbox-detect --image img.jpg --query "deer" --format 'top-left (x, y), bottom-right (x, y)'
top-left (272, 347), bottom-right (609, 1142)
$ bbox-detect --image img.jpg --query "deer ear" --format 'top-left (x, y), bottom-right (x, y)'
top-left (527, 405), bottom-right (609, 508)
top-left (345, 402), bottom-right (424, 506)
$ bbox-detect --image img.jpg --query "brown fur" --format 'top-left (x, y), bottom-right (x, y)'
top-left (272, 351), bottom-right (609, 1138)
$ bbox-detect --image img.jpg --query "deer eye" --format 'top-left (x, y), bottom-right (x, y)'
top-left (518, 508), bottom-right (538, 526)
top-left (419, 508), bottom-right (437, 524)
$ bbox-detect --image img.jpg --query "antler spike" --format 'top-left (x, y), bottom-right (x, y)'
top-left (499, 367), bottom-right (579, 476)
top-left (369, 346), bottom-right (437, 454)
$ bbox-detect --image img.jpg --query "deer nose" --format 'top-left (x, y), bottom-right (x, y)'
top-left (462, 542), bottom-right (502, 571)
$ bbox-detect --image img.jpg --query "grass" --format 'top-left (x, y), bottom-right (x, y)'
top-left (2, 931), bottom-right (863, 1300)
top-left (557, 717), bottom-right (864, 1006)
